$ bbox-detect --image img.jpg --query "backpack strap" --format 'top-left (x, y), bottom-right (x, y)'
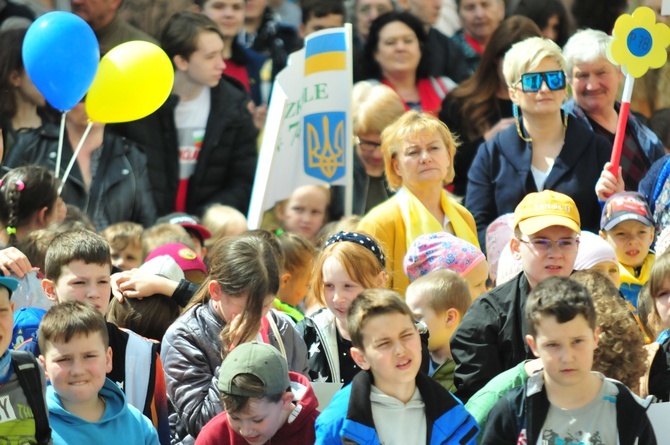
top-left (10, 350), bottom-right (51, 444)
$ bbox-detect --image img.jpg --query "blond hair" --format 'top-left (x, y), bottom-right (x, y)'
top-left (502, 36), bottom-right (566, 87)
top-left (352, 81), bottom-right (406, 135)
top-left (406, 269), bottom-right (471, 315)
top-left (381, 110), bottom-right (458, 190)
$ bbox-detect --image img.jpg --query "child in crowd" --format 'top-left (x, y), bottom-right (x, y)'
top-left (102, 222), bottom-right (144, 271)
top-left (275, 232), bottom-right (316, 323)
top-left (160, 234), bottom-right (308, 443)
top-left (643, 252), bottom-right (670, 401)
top-left (479, 276), bottom-right (654, 443)
top-left (39, 229), bottom-right (170, 444)
top-left (485, 214), bottom-right (514, 284)
top-left (39, 301), bottom-right (160, 445)
top-left (195, 341), bottom-right (319, 445)
top-left (405, 269), bottom-right (471, 392)
top-left (141, 223), bottom-right (196, 260)
top-left (451, 190), bottom-right (581, 403)
top-left (315, 289), bottom-right (479, 444)
top-left (12, 229), bottom-right (56, 310)
top-left (202, 204), bottom-right (248, 251)
top-left (600, 191), bottom-right (656, 307)
top-left (299, 0), bottom-right (345, 39)
top-left (638, 285), bottom-right (664, 343)
top-left (0, 276), bottom-right (52, 444)
top-left (297, 231), bottom-right (387, 385)
top-left (145, 243), bottom-right (208, 284)
top-left (574, 231), bottom-right (620, 287)
top-left (275, 185), bottom-right (330, 245)
top-left (0, 165), bottom-right (63, 247)
top-left (404, 232), bottom-right (489, 300)
top-left (156, 213), bottom-right (211, 259)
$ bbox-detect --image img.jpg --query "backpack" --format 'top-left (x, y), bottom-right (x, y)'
top-left (10, 350), bottom-right (51, 445)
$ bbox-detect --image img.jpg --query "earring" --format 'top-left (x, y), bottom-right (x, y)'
top-left (513, 103), bottom-right (532, 143)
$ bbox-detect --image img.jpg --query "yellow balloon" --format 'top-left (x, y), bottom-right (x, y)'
top-left (86, 41), bottom-right (174, 123)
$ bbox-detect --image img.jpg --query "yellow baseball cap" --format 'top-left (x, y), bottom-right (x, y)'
top-left (513, 190), bottom-right (581, 236)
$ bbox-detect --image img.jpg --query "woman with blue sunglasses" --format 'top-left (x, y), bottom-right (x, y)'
top-left (465, 37), bottom-right (611, 249)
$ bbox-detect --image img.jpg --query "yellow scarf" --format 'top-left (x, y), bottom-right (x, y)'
top-left (396, 187), bottom-right (479, 250)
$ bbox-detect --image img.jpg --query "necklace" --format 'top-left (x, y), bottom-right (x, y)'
top-left (517, 112), bottom-right (569, 143)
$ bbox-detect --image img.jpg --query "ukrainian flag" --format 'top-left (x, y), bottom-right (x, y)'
top-left (304, 31), bottom-right (347, 76)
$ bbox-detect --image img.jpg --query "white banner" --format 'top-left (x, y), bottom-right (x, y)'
top-left (247, 25), bottom-right (354, 229)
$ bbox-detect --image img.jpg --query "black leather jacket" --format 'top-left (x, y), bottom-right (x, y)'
top-left (5, 124), bottom-right (156, 230)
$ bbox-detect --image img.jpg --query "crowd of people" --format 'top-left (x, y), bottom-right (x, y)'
top-left (1, 0), bottom-right (670, 444)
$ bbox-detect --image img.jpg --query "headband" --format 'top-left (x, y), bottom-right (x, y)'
top-left (323, 231), bottom-right (386, 268)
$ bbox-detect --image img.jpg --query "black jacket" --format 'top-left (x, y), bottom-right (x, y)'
top-left (451, 272), bottom-right (535, 403)
top-left (482, 372), bottom-right (656, 445)
top-left (111, 78), bottom-right (258, 217)
top-left (425, 28), bottom-right (472, 83)
top-left (5, 125), bottom-right (156, 230)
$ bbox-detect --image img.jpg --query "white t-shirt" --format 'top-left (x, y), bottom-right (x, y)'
top-left (530, 164), bottom-right (550, 192)
top-left (175, 87), bottom-right (210, 181)
top-left (539, 373), bottom-right (618, 445)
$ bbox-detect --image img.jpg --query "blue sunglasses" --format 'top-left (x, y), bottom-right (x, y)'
top-left (514, 70), bottom-right (566, 92)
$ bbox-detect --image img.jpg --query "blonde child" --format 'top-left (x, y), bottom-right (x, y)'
top-left (404, 232), bottom-right (489, 300)
top-left (405, 269), bottom-right (471, 392)
top-left (201, 204), bottom-right (248, 251)
top-left (275, 232), bottom-right (316, 323)
top-left (160, 234), bottom-right (308, 443)
top-left (101, 222), bottom-right (144, 271)
top-left (600, 192), bottom-right (656, 308)
top-left (275, 185), bottom-right (330, 244)
top-left (297, 231), bottom-right (387, 384)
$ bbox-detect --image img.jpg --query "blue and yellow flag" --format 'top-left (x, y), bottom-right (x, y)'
top-left (304, 32), bottom-right (347, 76)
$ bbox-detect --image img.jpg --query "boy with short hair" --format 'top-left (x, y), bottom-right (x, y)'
top-left (451, 190), bottom-right (582, 402)
top-left (101, 222), bottom-right (144, 271)
top-left (481, 276), bottom-right (656, 444)
top-left (195, 341), bottom-right (319, 445)
top-left (315, 289), bottom-right (479, 444)
top-left (599, 191), bottom-right (656, 307)
top-left (39, 301), bottom-right (159, 445)
top-left (406, 269), bottom-right (471, 392)
top-left (0, 276), bottom-right (52, 444)
top-left (299, 0), bottom-right (345, 39)
top-left (39, 229), bottom-right (170, 444)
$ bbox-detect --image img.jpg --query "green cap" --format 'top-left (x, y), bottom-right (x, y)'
top-left (218, 342), bottom-right (290, 397)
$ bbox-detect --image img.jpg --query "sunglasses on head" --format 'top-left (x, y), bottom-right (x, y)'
top-left (514, 70), bottom-right (566, 92)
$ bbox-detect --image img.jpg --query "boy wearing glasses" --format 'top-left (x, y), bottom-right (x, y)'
top-left (599, 192), bottom-right (655, 308)
top-left (451, 190), bottom-right (581, 402)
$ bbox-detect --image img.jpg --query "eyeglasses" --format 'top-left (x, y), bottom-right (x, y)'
top-left (513, 70), bottom-right (566, 93)
top-left (518, 237), bottom-right (579, 253)
top-left (355, 136), bottom-right (382, 153)
top-left (357, 4), bottom-right (393, 15)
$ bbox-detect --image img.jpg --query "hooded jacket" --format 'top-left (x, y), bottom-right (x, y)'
top-left (194, 372), bottom-right (319, 445)
top-left (47, 378), bottom-right (159, 445)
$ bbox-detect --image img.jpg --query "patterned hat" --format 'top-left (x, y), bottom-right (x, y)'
top-left (404, 232), bottom-right (485, 282)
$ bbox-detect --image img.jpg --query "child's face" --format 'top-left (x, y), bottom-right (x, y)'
top-left (464, 260), bottom-right (489, 300)
top-left (280, 186), bottom-right (327, 242)
top-left (110, 244), bottom-right (142, 271)
top-left (352, 312), bottom-right (422, 398)
top-left (41, 332), bottom-right (112, 413)
top-left (526, 314), bottom-right (598, 389)
top-left (0, 288), bottom-right (14, 356)
top-left (405, 294), bottom-right (451, 354)
top-left (43, 261), bottom-right (111, 315)
top-left (589, 260), bottom-right (621, 288)
top-left (654, 278), bottom-right (670, 328)
top-left (300, 13), bottom-right (344, 38)
top-left (602, 220), bottom-right (654, 268)
top-left (511, 226), bottom-right (579, 288)
top-left (322, 257), bottom-right (364, 333)
top-left (280, 268), bottom-right (312, 307)
top-left (226, 395), bottom-right (293, 445)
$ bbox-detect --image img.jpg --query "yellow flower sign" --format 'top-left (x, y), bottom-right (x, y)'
top-left (610, 6), bottom-right (670, 78)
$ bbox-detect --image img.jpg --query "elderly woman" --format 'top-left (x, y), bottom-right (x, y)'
top-left (465, 37), bottom-right (611, 247)
top-left (439, 16), bottom-right (542, 197)
top-left (361, 11), bottom-right (456, 116)
top-left (358, 111), bottom-right (479, 296)
top-left (451, 0), bottom-right (505, 73)
top-left (332, 82), bottom-right (405, 218)
top-left (563, 29), bottom-right (665, 192)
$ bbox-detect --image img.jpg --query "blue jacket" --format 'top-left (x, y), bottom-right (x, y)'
top-left (465, 114), bottom-right (611, 247)
top-left (563, 98), bottom-right (664, 173)
top-left (48, 378), bottom-right (160, 445)
top-left (315, 370), bottom-right (479, 445)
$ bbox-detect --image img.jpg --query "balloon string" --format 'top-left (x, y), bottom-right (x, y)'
top-left (58, 121), bottom-right (93, 195)
top-left (55, 111), bottom-right (67, 179)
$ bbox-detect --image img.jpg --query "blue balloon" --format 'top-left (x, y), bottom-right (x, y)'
top-left (22, 12), bottom-right (99, 111)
